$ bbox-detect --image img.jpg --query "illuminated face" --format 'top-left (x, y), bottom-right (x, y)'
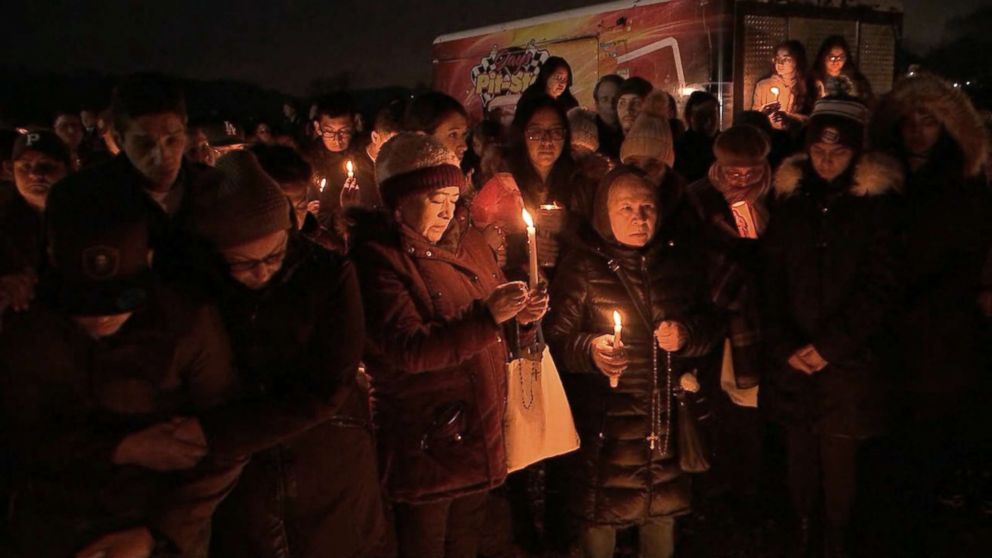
top-left (13, 151), bottom-right (68, 210)
top-left (432, 111), bottom-right (469, 162)
top-left (524, 107), bottom-right (566, 176)
top-left (120, 112), bottom-right (188, 192)
top-left (595, 81), bottom-right (619, 126)
top-left (546, 67), bottom-right (569, 98)
top-left (396, 186), bottom-right (461, 244)
top-left (719, 164), bottom-right (766, 190)
top-left (900, 108), bottom-right (942, 157)
top-left (774, 49), bottom-right (797, 78)
top-left (73, 312), bottom-right (134, 339)
top-left (219, 229), bottom-right (290, 290)
top-left (317, 115), bottom-right (354, 153)
top-left (825, 47), bottom-right (847, 77)
top-left (810, 142), bottom-right (855, 182)
top-left (185, 128), bottom-right (213, 166)
top-left (608, 174), bottom-right (657, 247)
top-left (54, 114), bottom-right (84, 151)
top-left (255, 123), bottom-right (274, 145)
top-left (617, 94), bottom-right (644, 134)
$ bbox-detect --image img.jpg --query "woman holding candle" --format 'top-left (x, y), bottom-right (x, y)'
top-left (547, 165), bottom-right (721, 558)
top-left (752, 40), bottom-right (811, 131)
top-left (810, 35), bottom-right (874, 105)
top-left (347, 133), bottom-right (547, 558)
top-left (685, 124), bottom-right (771, 537)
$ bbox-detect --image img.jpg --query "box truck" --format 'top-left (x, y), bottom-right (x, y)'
top-left (432, 0), bottom-right (903, 127)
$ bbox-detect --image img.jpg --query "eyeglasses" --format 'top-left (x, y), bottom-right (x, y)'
top-left (525, 127), bottom-right (566, 142)
top-left (722, 166), bottom-right (765, 183)
top-left (827, 55), bottom-right (847, 63)
top-left (320, 128), bottom-right (353, 140)
top-left (225, 239), bottom-right (289, 273)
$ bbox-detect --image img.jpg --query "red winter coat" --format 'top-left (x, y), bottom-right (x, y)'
top-left (348, 208), bottom-right (510, 504)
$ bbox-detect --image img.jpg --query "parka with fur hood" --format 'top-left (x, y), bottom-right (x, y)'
top-left (760, 152), bottom-right (903, 437)
top-left (869, 73), bottom-right (992, 414)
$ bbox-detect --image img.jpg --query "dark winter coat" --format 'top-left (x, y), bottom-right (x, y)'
top-left (546, 181), bottom-right (722, 526)
top-left (673, 130), bottom-right (715, 183)
top-left (686, 177), bottom-right (766, 388)
top-left (760, 153), bottom-right (902, 438)
top-left (0, 182), bottom-right (44, 275)
top-left (0, 281), bottom-right (243, 558)
top-left (201, 235), bottom-right (387, 558)
top-left (348, 208), bottom-right (510, 504)
top-left (869, 74), bottom-right (992, 416)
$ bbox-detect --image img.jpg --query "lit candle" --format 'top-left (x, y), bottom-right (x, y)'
top-left (521, 209), bottom-right (538, 289)
top-left (611, 311), bottom-right (623, 388)
top-left (319, 178), bottom-right (327, 193)
top-left (770, 86), bottom-right (780, 100)
top-left (346, 160), bottom-right (354, 179)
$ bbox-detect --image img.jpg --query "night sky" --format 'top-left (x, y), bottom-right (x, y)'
top-left (3, 0), bottom-right (986, 96)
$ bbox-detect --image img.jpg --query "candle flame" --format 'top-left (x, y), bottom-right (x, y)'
top-left (613, 311), bottom-right (622, 328)
top-left (521, 208), bottom-right (534, 228)
top-left (770, 87), bottom-right (780, 96)
top-left (319, 178), bottom-right (327, 192)
top-left (346, 160), bottom-right (354, 173)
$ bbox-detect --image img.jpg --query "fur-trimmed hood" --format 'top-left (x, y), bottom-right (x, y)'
top-left (870, 72), bottom-right (988, 177)
top-left (773, 152), bottom-right (904, 198)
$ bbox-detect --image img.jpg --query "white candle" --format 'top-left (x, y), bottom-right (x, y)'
top-left (319, 178), bottom-right (327, 193)
top-left (521, 209), bottom-right (538, 290)
top-left (346, 160), bottom-right (354, 179)
top-left (611, 311), bottom-right (623, 388)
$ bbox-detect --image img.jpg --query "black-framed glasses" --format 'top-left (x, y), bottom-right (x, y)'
top-left (320, 128), bottom-right (353, 140)
top-left (225, 239), bottom-right (289, 273)
top-left (525, 127), bottom-right (566, 142)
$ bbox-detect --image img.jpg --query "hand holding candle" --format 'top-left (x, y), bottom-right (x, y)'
top-left (522, 209), bottom-right (539, 289)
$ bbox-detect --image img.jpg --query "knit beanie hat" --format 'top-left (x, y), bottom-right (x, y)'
top-left (620, 90), bottom-right (675, 166)
top-left (45, 176), bottom-right (153, 316)
top-left (376, 132), bottom-right (464, 210)
top-left (713, 125), bottom-right (770, 166)
top-left (567, 108), bottom-right (599, 153)
top-left (12, 130), bottom-right (71, 167)
top-left (806, 97), bottom-right (869, 152)
top-left (192, 150), bottom-right (292, 248)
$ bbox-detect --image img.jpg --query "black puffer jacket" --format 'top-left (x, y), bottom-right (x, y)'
top-left (760, 153), bottom-right (902, 438)
top-left (547, 178), bottom-right (722, 525)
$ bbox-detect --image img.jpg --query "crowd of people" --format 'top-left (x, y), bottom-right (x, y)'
top-left (0, 33), bottom-right (990, 558)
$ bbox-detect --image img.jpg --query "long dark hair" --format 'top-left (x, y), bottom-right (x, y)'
top-left (521, 57), bottom-right (579, 112)
top-left (504, 94), bottom-right (575, 207)
top-left (812, 35), bottom-right (862, 83)
top-left (766, 40), bottom-right (810, 112)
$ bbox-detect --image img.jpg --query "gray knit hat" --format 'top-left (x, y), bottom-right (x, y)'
top-left (192, 150), bottom-right (292, 248)
top-left (376, 132), bottom-right (464, 210)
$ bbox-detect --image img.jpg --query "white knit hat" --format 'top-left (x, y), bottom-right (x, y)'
top-left (567, 107), bottom-right (599, 152)
top-left (619, 90), bottom-right (675, 166)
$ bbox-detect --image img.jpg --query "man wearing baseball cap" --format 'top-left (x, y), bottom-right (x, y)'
top-left (0, 131), bottom-right (71, 311)
top-left (0, 175), bottom-right (244, 558)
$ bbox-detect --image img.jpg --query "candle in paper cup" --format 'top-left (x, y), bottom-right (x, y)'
top-left (611, 311), bottom-right (623, 388)
top-left (522, 209), bottom-right (539, 289)
top-left (346, 160), bottom-right (354, 179)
